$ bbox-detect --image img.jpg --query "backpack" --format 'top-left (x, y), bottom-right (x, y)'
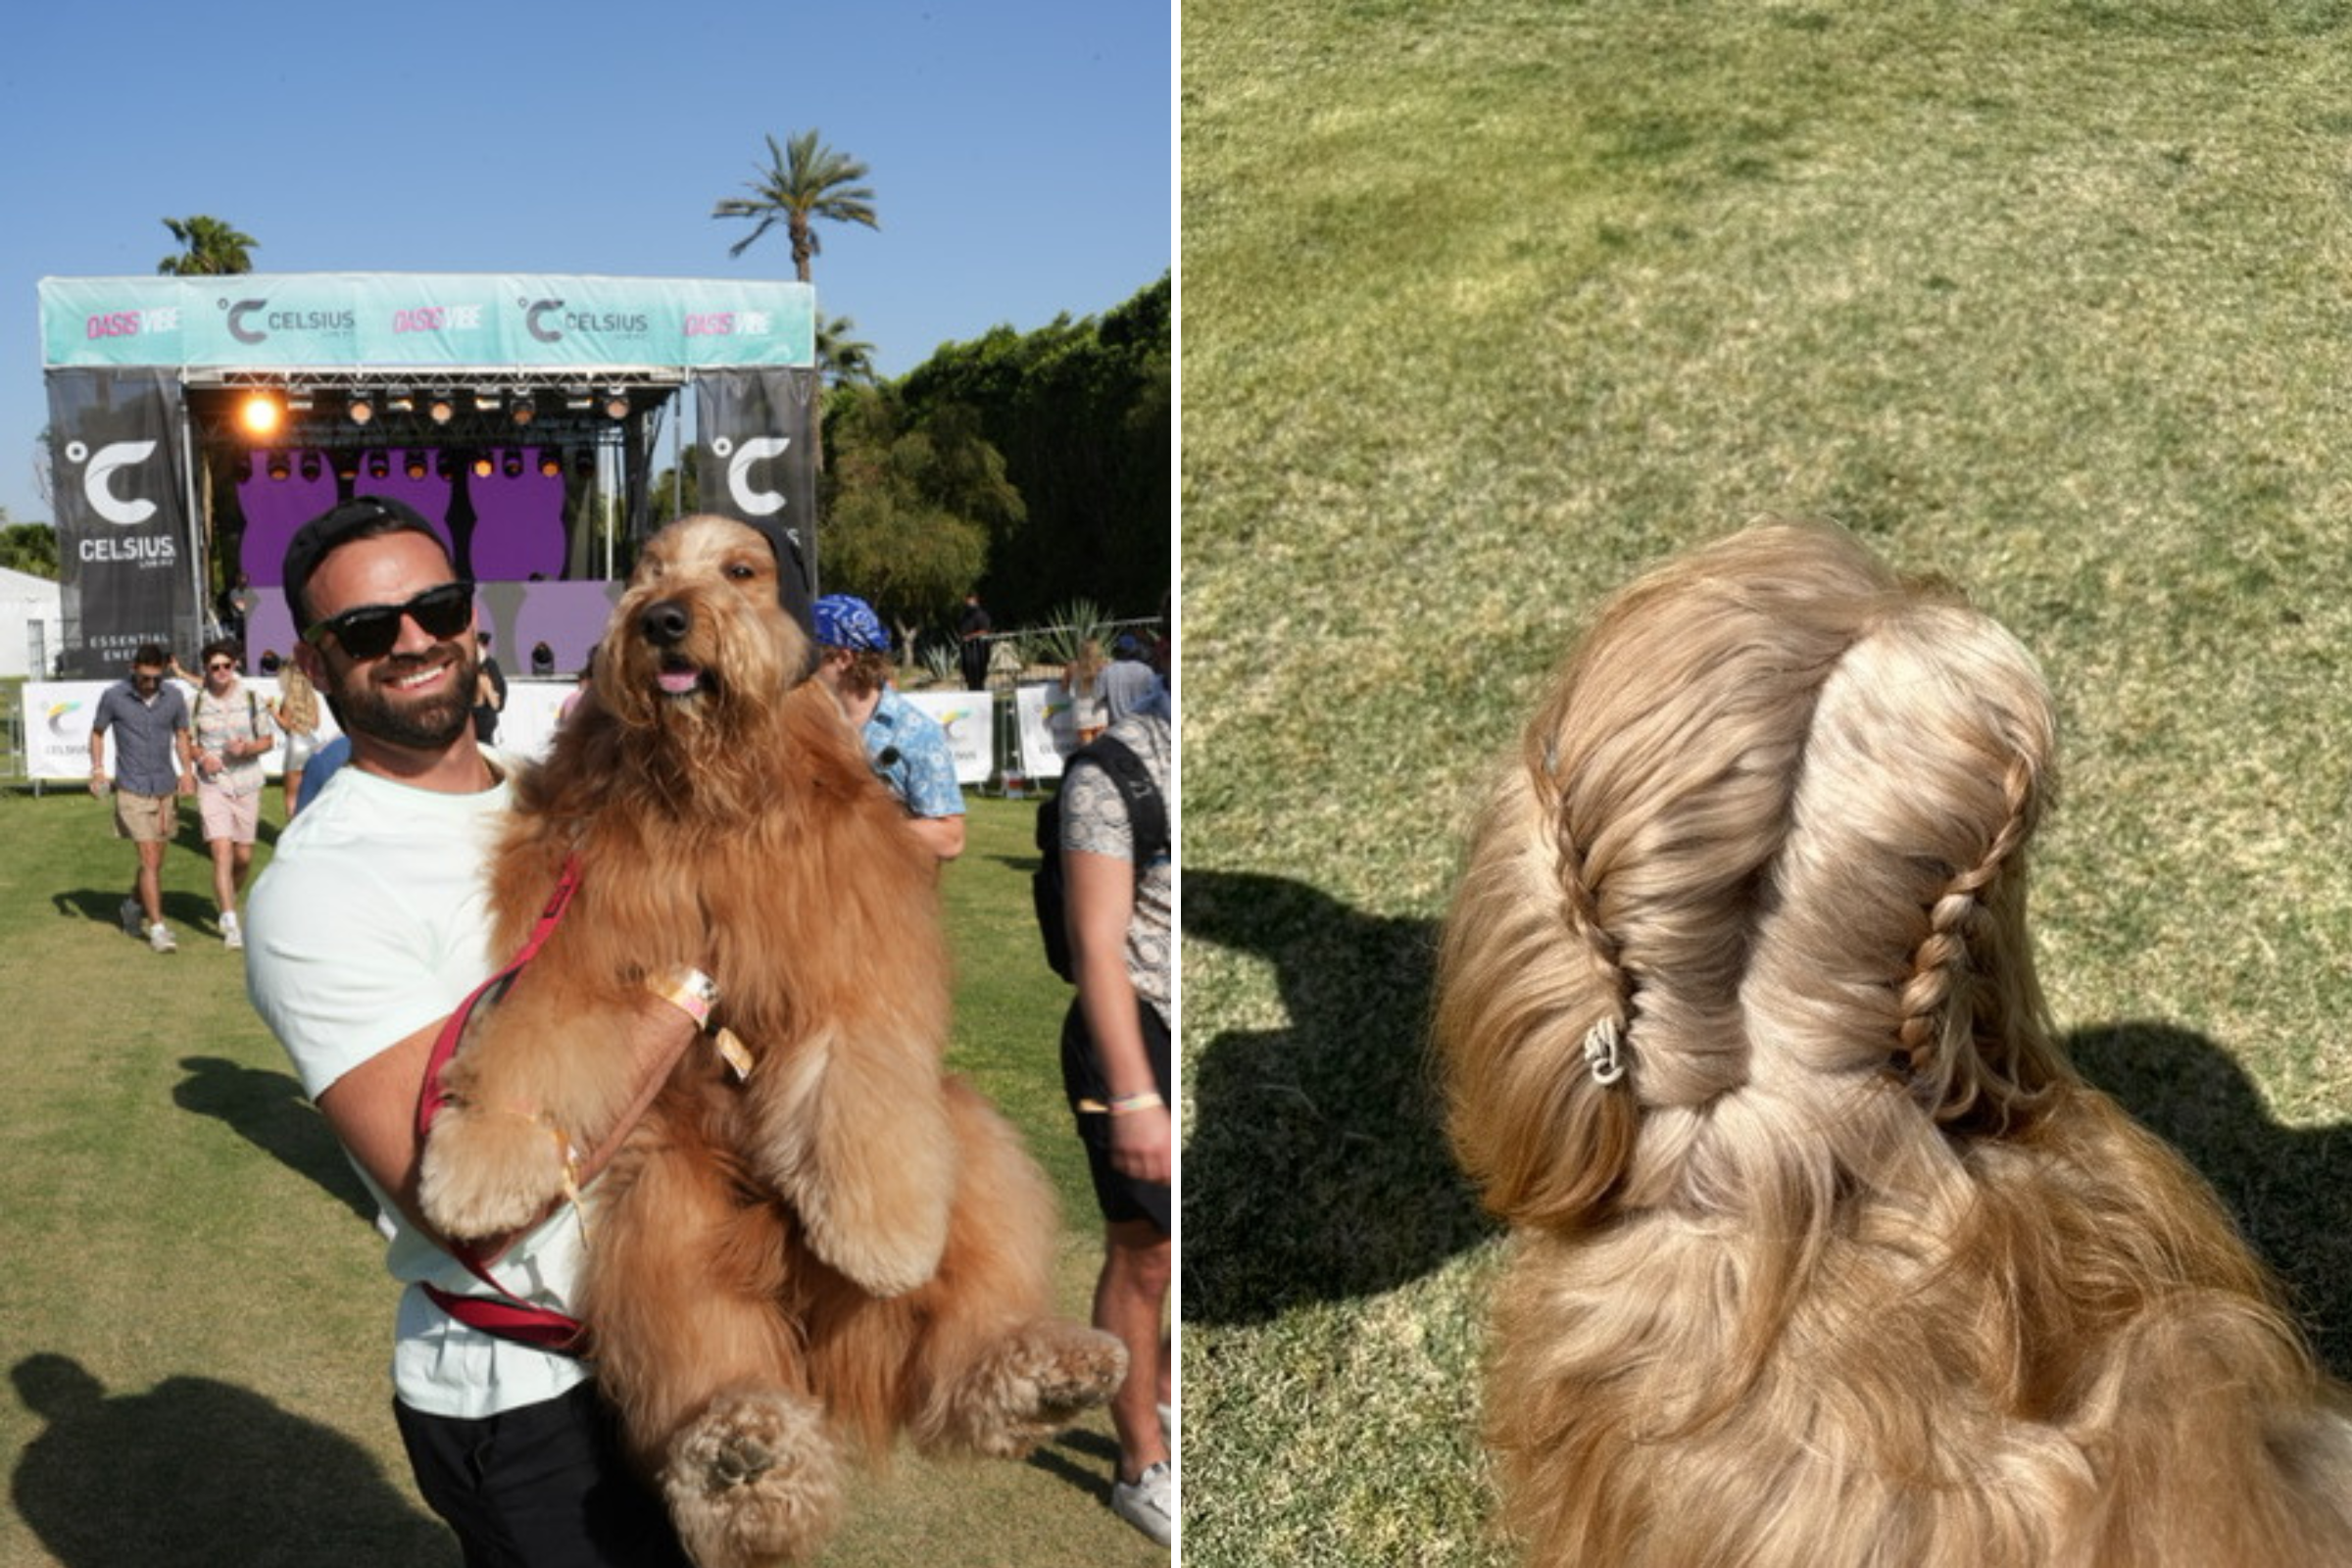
top-left (1034, 735), bottom-right (1167, 983)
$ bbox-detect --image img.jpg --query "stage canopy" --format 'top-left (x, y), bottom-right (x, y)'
top-left (40, 272), bottom-right (817, 677)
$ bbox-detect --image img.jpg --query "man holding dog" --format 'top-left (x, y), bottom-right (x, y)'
top-left (245, 496), bottom-right (701, 1567)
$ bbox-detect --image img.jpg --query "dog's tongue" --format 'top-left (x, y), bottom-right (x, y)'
top-left (658, 668), bottom-right (702, 696)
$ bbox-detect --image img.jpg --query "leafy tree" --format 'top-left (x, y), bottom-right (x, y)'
top-left (156, 216), bottom-right (258, 276)
top-left (900, 274), bottom-right (1170, 623)
top-left (0, 518), bottom-right (59, 578)
top-left (818, 384), bottom-right (1015, 631)
top-left (712, 130), bottom-right (879, 284)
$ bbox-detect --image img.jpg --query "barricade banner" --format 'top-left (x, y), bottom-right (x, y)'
top-left (897, 689), bottom-right (993, 786)
top-left (45, 368), bottom-right (194, 675)
top-left (1014, 682), bottom-right (1078, 780)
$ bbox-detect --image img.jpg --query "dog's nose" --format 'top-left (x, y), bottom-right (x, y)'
top-left (641, 601), bottom-right (692, 648)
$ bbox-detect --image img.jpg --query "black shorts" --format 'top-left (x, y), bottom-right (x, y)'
top-left (393, 1382), bottom-right (689, 1568)
top-left (1060, 996), bottom-right (1172, 1235)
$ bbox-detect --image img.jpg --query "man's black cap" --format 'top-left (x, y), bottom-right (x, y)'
top-left (281, 497), bottom-right (449, 628)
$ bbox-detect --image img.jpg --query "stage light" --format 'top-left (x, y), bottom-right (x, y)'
top-left (348, 392), bottom-right (375, 425)
top-left (511, 397), bottom-right (536, 426)
top-left (474, 390), bottom-right (502, 414)
top-left (503, 452), bottom-right (524, 479)
top-left (428, 393), bottom-right (455, 424)
top-left (539, 450), bottom-right (563, 478)
top-left (437, 452), bottom-right (456, 479)
top-left (239, 392), bottom-right (283, 438)
top-left (604, 389), bottom-right (630, 420)
top-left (387, 386), bottom-right (416, 414)
top-left (368, 453), bottom-right (390, 481)
top-left (473, 452), bottom-right (495, 479)
top-left (267, 453), bottom-right (290, 481)
top-left (406, 451), bottom-right (428, 480)
top-left (300, 453), bottom-right (323, 483)
top-left (286, 390), bottom-right (315, 414)
top-left (335, 451), bottom-right (360, 481)
top-left (564, 387), bottom-right (594, 411)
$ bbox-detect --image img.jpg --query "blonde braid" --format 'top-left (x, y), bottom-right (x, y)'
top-left (1895, 751), bottom-right (2037, 1110)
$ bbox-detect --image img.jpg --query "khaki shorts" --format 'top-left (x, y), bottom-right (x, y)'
top-left (113, 790), bottom-right (177, 844)
top-left (198, 783), bottom-right (262, 844)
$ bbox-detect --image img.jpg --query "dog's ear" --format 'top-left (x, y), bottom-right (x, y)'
top-left (1436, 771), bottom-right (1640, 1232)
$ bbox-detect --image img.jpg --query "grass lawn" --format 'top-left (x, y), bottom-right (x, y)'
top-left (1181, 3), bottom-right (2352, 1564)
top-left (0, 786), bottom-right (1155, 1568)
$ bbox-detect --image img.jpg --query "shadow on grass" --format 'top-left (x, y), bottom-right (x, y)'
top-left (1024, 1426), bottom-right (1122, 1504)
top-left (2066, 1020), bottom-right (2352, 1379)
top-left (174, 1055), bottom-right (377, 1227)
top-left (1181, 870), bottom-right (1493, 1326)
top-left (10, 1352), bottom-right (455, 1567)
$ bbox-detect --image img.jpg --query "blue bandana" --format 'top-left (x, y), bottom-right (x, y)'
top-left (813, 593), bottom-right (889, 653)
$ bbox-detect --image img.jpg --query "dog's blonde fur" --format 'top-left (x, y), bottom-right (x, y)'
top-left (1436, 521), bottom-right (2352, 1567)
top-left (419, 515), bottom-right (1122, 1567)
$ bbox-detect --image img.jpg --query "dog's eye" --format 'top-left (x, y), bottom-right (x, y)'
top-left (724, 563), bottom-right (757, 582)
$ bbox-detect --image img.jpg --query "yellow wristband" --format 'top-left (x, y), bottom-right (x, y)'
top-left (649, 967), bottom-right (719, 1030)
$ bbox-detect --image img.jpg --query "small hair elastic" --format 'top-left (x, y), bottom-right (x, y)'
top-left (1583, 1015), bottom-right (1627, 1087)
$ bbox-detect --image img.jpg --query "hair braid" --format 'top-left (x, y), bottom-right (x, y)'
top-left (1895, 751), bottom-right (2037, 1097)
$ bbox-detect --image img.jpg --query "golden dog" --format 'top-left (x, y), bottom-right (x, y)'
top-left (1436, 522), bottom-right (2352, 1566)
top-left (418, 514), bottom-right (1123, 1567)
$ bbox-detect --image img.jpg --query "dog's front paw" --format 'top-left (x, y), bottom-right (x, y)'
top-left (418, 1103), bottom-right (569, 1240)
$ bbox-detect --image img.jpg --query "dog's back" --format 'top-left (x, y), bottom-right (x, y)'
top-left (1437, 522), bottom-right (2352, 1566)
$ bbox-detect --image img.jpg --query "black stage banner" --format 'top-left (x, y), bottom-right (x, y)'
top-left (45, 368), bottom-right (192, 676)
top-left (692, 368), bottom-right (818, 637)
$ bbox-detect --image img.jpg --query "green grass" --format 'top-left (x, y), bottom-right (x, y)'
top-left (0, 789), bottom-right (1153, 1568)
top-left (1182, 3), bottom-right (2352, 1563)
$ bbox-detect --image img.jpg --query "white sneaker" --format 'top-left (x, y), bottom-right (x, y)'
top-left (148, 922), bottom-right (177, 954)
top-left (220, 911), bottom-right (242, 951)
top-left (121, 898), bottom-right (143, 938)
top-left (1110, 1460), bottom-right (1172, 1548)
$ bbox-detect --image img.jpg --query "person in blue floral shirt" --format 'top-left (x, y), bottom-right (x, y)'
top-left (809, 594), bottom-right (966, 862)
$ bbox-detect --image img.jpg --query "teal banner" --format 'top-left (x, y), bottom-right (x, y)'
top-left (40, 274), bottom-right (814, 370)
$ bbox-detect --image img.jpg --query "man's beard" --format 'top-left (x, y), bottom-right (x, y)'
top-left (330, 646), bottom-right (479, 751)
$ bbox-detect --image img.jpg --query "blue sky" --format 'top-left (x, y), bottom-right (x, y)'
top-left (0, 0), bottom-right (1171, 527)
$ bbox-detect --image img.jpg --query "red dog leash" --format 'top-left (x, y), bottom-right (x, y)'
top-left (416, 858), bottom-right (592, 1355)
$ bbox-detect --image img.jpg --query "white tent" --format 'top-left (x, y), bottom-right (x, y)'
top-left (0, 565), bottom-right (63, 679)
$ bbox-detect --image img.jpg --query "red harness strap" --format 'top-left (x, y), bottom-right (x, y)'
top-left (416, 857), bottom-right (592, 1356)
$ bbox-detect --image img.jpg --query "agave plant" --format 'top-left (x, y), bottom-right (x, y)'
top-left (1033, 599), bottom-right (1111, 669)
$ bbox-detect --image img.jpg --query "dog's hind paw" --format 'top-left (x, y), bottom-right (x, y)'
top-left (662, 1387), bottom-right (844, 1568)
top-left (920, 1320), bottom-right (1130, 1459)
top-left (417, 1103), bottom-right (570, 1240)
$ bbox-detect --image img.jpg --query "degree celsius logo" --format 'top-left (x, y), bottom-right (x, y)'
top-left (45, 699), bottom-right (86, 739)
top-left (711, 434), bottom-right (793, 517)
top-left (66, 439), bottom-right (158, 526)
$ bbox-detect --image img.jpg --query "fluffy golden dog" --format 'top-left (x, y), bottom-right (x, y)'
top-left (1435, 522), bottom-right (2352, 1567)
top-left (418, 514), bottom-right (1123, 1567)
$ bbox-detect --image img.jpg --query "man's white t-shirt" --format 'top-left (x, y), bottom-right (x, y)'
top-left (245, 762), bottom-right (591, 1419)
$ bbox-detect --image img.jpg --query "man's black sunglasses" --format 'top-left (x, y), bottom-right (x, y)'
top-left (302, 580), bottom-right (476, 661)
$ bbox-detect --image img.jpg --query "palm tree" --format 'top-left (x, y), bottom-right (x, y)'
top-left (712, 130), bottom-right (879, 283)
top-left (816, 314), bottom-right (879, 387)
top-left (156, 216), bottom-right (258, 275)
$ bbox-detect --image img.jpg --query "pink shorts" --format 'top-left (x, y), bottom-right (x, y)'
top-left (198, 784), bottom-right (261, 844)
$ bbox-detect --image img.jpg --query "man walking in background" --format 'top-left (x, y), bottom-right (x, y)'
top-left (89, 642), bottom-right (196, 954)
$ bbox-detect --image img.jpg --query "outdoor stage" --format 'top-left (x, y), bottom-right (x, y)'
top-left (40, 272), bottom-right (818, 677)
